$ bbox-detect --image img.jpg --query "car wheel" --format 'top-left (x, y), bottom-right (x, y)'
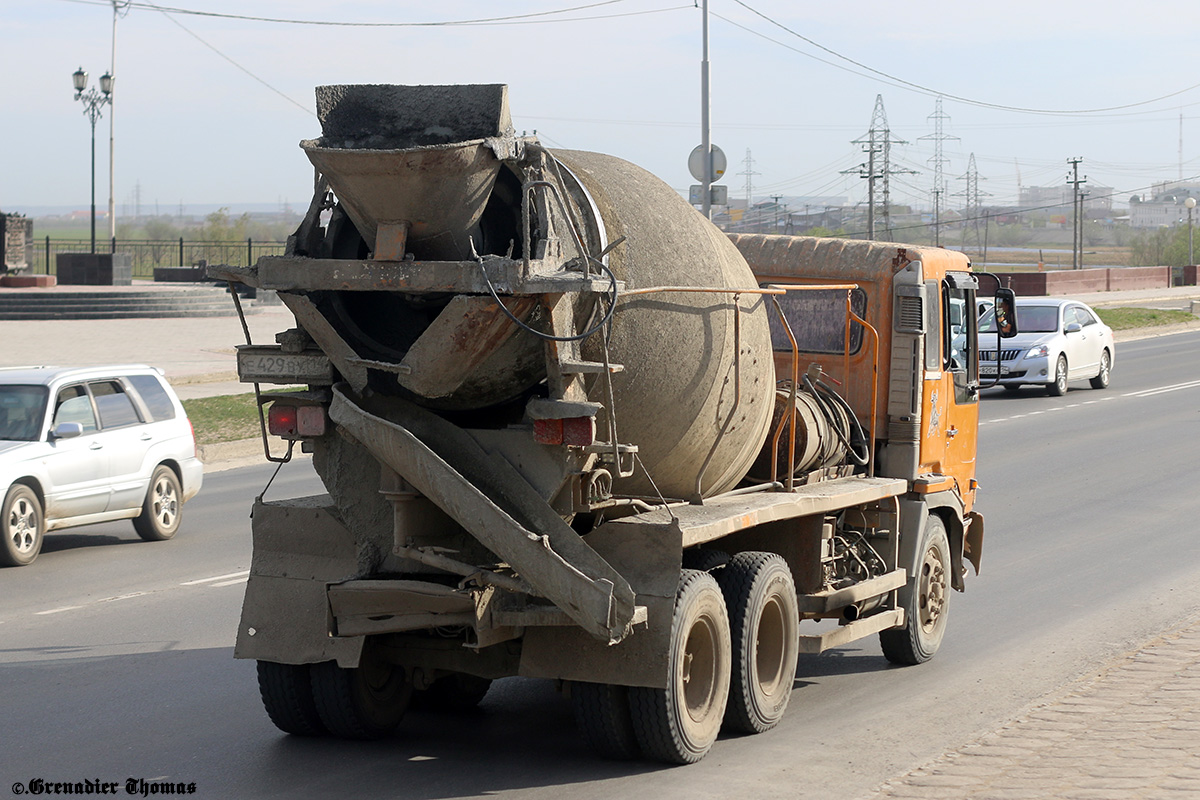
top-left (133, 465), bottom-right (182, 541)
top-left (2, 484), bottom-right (44, 567)
top-left (1046, 355), bottom-right (1068, 396)
top-left (1089, 350), bottom-right (1111, 390)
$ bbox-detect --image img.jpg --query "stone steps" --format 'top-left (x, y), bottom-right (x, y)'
top-left (0, 285), bottom-right (259, 320)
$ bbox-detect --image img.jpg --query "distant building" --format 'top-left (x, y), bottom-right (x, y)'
top-left (1128, 182), bottom-right (1200, 228)
top-left (1019, 184), bottom-right (1113, 214)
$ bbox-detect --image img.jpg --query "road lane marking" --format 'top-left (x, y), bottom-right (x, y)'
top-left (98, 592), bottom-right (147, 603)
top-left (1126, 379), bottom-right (1200, 398)
top-left (211, 577), bottom-right (249, 588)
top-left (181, 570), bottom-right (250, 586)
top-left (36, 606), bottom-right (83, 616)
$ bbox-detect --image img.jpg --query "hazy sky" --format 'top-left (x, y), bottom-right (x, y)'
top-left (4, 0), bottom-right (1200, 219)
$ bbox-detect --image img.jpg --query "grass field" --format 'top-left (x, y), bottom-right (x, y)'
top-left (1095, 307), bottom-right (1197, 330)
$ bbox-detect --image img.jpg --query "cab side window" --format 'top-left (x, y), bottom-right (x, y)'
top-left (1073, 306), bottom-right (1097, 327)
top-left (90, 381), bottom-right (142, 429)
top-left (54, 385), bottom-right (98, 432)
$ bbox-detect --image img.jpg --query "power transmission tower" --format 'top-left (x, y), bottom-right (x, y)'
top-left (918, 97), bottom-right (957, 246)
top-left (847, 95), bottom-right (914, 240)
top-left (1067, 157), bottom-right (1088, 270)
top-left (737, 149), bottom-right (760, 222)
top-left (954, 153), bottom-right (990, 258)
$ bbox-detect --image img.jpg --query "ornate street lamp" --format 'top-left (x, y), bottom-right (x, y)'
top-left (72, 67), bottom-right (113, 254)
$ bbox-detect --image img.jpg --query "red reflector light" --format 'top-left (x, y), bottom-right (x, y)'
top-left (562, 416), bottom-right (596, 447)
top-left (267, 403), bottom-right (298, 436)
top-left (533, 416), bottom-right (595, 447)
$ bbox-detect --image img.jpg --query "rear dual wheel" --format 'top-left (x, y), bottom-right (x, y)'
top-left (258, 639), bottom-right (413, 740)
top-left (628, 570), bottom-right (731, 764)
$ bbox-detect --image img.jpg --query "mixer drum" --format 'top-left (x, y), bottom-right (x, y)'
top-left (554, 150), bottom-right (776, 498)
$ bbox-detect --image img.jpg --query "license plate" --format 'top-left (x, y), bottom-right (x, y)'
top-left (237, 346), bottom-right (334, 384)
top-left (980, 364), bottom-right (1009, 376)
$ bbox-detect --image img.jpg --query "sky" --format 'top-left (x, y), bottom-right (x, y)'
top-left (4, 0), bottom-right (1200, 221)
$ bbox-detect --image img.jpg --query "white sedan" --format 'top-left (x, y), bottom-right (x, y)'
top-left (979, 298), bottom-right (1115, 396)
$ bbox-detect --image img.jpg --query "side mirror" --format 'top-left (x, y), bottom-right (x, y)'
top-left (1065, 321), bottom-right (1082, 334)
top-left (994, 288), bottom-right (1018, 338)
top-left (51, 422), bottom-right (84, 440)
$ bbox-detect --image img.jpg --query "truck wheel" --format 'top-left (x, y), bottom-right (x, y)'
top-left (880, 515), bottom-right (950, 665)
top-left (412, 673), bottom-right (493, 712)
top-left (682, 548), bottom-right (729, 573)
top-left (572, 681), bottom-right (641, 760)
top-left (1047, 355), bottom-right (1069, 396)
top-left (256, 661), bottom-right (327, 736)
top-left (133, 465), bottom-right (182, 541)
top-left (2, 484), bottom-right (43, 567)
top-left (716, 551), bottom-right (799, 734)
top-left (628, 569), bottom-right (731, 764)
top-left (1090, 350), bottom-right (1111, 389)
top-left (309, 641), bottom-right (413, 739)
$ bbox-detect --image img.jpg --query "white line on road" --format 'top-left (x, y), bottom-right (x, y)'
top-left (211, 577), bottom-right (249, 588)
top-left (35, 606), bottom-right (83, 616)
top-left (1125, 379), bottom-right (1200, 398)
top-left (181, 570), bottom-right (250, 586)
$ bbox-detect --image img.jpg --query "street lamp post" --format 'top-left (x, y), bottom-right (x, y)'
top-left (1186, 197), bottom-right (1196, 266)
top-left (73, 67), bottom-right (113, 255)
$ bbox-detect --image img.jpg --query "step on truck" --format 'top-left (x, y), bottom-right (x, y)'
top-left (212, 83), bottom-right (1018, 764)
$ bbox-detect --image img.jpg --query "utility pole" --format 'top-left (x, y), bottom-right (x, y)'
top-left (699, 0), bottom-right (712, 220)
top-left (919, 97), bottom-right (957, 246)
top-left (954, 153), bottom-right (989, 258)
top-left (848, 95), bottom-right (914, 241)
top-left (737, 148), bottom-right (760, 224)
top-left (1067, 157), bottom-right (1087, 270)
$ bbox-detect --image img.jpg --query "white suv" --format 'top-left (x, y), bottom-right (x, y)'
top-left (0, 365), bottom-right (203, 566)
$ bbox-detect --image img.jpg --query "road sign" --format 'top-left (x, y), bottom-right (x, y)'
top-left (688, 145), bottom-right (727, 182)
top-left (689, 185), bottom-right (729, 206)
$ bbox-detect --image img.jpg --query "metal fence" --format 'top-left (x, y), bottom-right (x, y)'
top-left (31, 237), bottom-right (288, 280)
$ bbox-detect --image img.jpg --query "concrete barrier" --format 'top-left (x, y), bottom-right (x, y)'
top-left (997, 266), bottom-right (1172, 296)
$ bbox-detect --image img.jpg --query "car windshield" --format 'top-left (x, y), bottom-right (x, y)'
top-left (980, 304), bottom-right (1060, 334)
top-left (0, 385), bottom-right (49, 441)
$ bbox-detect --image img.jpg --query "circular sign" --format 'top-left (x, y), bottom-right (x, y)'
top-left (688, 144), bottom-right (727, 182)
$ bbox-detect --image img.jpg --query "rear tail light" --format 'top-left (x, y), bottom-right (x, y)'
top-left (533, 416), bottom-right (596, 447)
top-left (268, 403), bottom-right (328, 439)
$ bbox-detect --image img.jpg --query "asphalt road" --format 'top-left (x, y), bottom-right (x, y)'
top-left (2, 331), bottom-right (1199, 800)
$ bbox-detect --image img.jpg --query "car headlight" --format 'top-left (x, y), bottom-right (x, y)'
top-left (1026, 345), bottom-right (1049, 359)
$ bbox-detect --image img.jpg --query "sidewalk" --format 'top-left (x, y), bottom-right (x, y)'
top-left (861, 614), bottom-right (1200, 799)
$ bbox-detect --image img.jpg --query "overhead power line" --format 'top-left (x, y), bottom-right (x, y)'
top-left (58, 0), bottom-right (690, 27)
top-left (723, 0), bottom-right (1200, 116)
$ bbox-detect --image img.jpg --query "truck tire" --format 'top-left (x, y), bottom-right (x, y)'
top-left (309, 641), bottom-right (413, 739)
top-left (716, 551), bottom-right (799, 734)
top-left (412, 673), bottom-right (493, 712)
top-left (628, 569), bottom-right (731, 764)
top-left (572, 681), bottom-right (641, 760)
top-left (256, 661), bottom-right (327, 736)
top-left (879, 515), bottom-right (950, 665)
top-left (133, 465), bottom-right (182, 541)
top-left (681, 548), bottom-right (729, 573)
top-left (2, 484), bottom-right (43, 567)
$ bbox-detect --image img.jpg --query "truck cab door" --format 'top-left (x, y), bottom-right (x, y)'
top-left (926, 274), bottom-right (979, 504)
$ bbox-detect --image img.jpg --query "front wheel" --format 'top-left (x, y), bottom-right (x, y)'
top-left (1090, 350), bottom-right (1111, 389)
top-left (1047, 355), bottom-right (1069, 396)
top-left (628, 569), bottom-right (731, 764)
top-left (880, 515), bottom-right (951, 665)
top-left (133, 465), bottom-right (182, 541)
top-left (2, 484), bottom-right (44, 567)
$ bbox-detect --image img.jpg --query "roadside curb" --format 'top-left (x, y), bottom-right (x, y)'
top-left (1114, 319), bottom-right (1200, 343)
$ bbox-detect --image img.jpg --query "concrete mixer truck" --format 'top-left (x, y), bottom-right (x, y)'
top-left (211, 83), bottom-right (1018, 765)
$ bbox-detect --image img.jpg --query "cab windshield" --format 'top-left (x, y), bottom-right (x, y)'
top-left (0, 385), bottom-right (49, 441)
